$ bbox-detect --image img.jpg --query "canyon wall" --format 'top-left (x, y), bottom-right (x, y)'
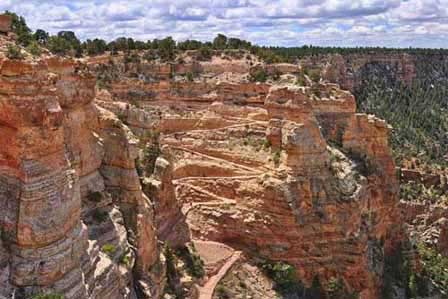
top-left (315, 53), bottom-right (416, 91)
top-left (0, 57), bottom-right (164, 298)
top-left (95, 53), bottom-right (402, 299)
top-left (0, 46), bottom-right (405, 299)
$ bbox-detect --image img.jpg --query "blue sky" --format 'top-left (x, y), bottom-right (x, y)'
top-left (1, 0), bottom-right (448, 48)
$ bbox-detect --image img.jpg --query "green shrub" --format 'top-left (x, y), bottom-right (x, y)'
top-left (250, 69), bottom-right (268, 82)
top-left (186, 72), bottom-right (194, 82)
top-left (273, 150), bottom-right (281, 166)
top-left (92, 209), bottom-right (108, 223)
top-left (120, 252), bottom-right (131, 266)
top-left (137, 130), bottom-right (161, 177)
top-left (309, 69), bottom-right (321, 82)
top-left (47, 36), bottom-right (71, 56)
top-left (345, 149), bottom-right (377, 177)
top-left (259, 260), bottom-right (305, 295)
top-left (327, 277), bottom-right (344, 299)
top-left (6, 44), bottom-right (24, 60)
top-left (417, 243), bottom-right (448, 294)
top-left (263, 139), bottom-right (272, 149)
top-left (198, 46), bottom-right (212, 61)
top-left (176, 245), bottom-right (205, 279)
top-left (215, 285), bottom-right (231, 299)
top-left (4, 11), bottom-right (33, 46)
top-left (382, 242), bottom-right (430, 299)
top-left (296, 74), bottom-right (307, 86)
top-left (87, 191), bottom-right (102, 202)
top-left (101, 243), bottom-right (116, 257)
top-left (26, 41), bottom-right (42, 57)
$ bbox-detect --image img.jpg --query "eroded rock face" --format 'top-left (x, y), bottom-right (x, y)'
top-left (0, 48), bottom-right (403, 299)
top-left (0, 15), bottom-right (12, 34)
top-left (0, 57), bottom-right (163, 298)
top-left (160, 86), bottom-right (400, 299)
top-left (319, 53), bottom-right (416, 91)
top-left (95, 52), bottom-right (402, 298)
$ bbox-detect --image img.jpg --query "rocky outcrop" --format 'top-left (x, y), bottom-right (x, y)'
top-left (86, 51), bottom-right (403, 298)
top-left (167, 87), bottom-right (400, 299)
top-left (111, 89), bottom-right (397, 298)
top-left (0, 15), bottom-right (11, 34)
top-left (318, 53), bottom-right (416, 91)
top-left (0, 44), bottom-right (407, 299)
top-left (0, 56), bottom-right (163, 298)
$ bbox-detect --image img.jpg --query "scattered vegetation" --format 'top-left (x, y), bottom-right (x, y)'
top-left (327, 277), bottom-right (350, 299)
top-left (120, 251), bottom-right (131, 266)
top-left (101, 243), bottom-right (116, 257)
top-left (5, 11), bottom-right (448, 69)
top-left (164, 244), bottom-right (186, 298)
top-left (306, 68), bottom-right (321, 82)
top-left (5, 11), bottom-right (33, 46)
top-left (400, 181), bottom-right (448, 204)
top-left (259, 260), bottom-right (305, 295)
top-left (215, 285), bottom-right (232, 299)
top-left (87, 191), bottom-right (102, 202)
top-left (343, 149), bottom-right (377, 177)
top-left (6, 44), bottom-right (24, 60)
top-left (137, 130), bottom-right (161, 177)
top-left (258, 259), bottom-right (359, 298)
top-left (92, 209), bottom-right (108, 223)
top-left (250, 68), bottom-right (268, 82)
top-left (175, 244), bottom-right (205, 279)
top-left (186, 72), bottom-right (194, 82)
top-left (383, 242), bottom-right (429, 299)
top-left (26, 41), bottom-right (42, 57)
top-left (417, 242), bottom-right (448, 295)
top-left (272, 150), bottom-right (281, 166)
top-left (355, 58), bottom-right (448, 168)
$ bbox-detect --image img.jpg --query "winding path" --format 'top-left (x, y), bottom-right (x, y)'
top-left (197, 251), bottom-right (242, 299)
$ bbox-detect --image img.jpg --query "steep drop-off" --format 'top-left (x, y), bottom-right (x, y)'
top-left (0, 26), bottom-right (407, 298)
top-left (0, 55), bottom-right (165, 298)
top-left (91, 52), bottom-right (403, 299)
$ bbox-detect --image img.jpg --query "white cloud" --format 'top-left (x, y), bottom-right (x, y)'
top-left (1, 0), bottom-right (447, 47)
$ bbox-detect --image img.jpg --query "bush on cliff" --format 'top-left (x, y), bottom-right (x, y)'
top-left (417, 243), bottom-right (448, 295)
top-left (26, 41), bottom-right (42, 57)
top-left (250, 68), bottom-right (268, 82)
top-left (4, 11), bottom-right (33, 46)
top-left (259, 260), bottom-right (305, 295)
top-left (6, 44), bottom-right (24, 60)
top-left (137, 130), bottom-right (161, 177)
top-left (175, 244), bottom-right (205, 279)
top-left (101, 243), bottom-right (116, 257)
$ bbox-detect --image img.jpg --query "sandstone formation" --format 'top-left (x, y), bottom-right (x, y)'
top-left (0, 54), bottom-right (164, 298)
top-left (0, 15), bottom-right (11, 34)
top-left (0, 38), bottom-right (408, 299)
top-left (91, 52), bottom-right (402, 299)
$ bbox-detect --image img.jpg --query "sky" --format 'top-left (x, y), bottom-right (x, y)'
top-left (1, 0), bottom-right (448, 48)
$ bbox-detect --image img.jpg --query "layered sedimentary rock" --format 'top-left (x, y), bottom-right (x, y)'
top-left (0, 45), bottom-right (405, 299)
top-left (316, 53), bottom-right (416, 91)
top-left (0, 55), bottom-right (163, 298)
top-left (94, 52), bottom-right (402, 299)
top-left (163, 87), bottom-right (399, 299)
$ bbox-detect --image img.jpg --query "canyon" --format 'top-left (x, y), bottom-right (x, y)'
top-left (0, 21), bottom-right (445, 299)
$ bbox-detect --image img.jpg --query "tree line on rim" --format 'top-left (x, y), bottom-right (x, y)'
top-left (5, 11), bottom-right (448, 63)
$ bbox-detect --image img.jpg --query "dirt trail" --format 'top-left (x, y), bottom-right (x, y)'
top-left (197, 251), bottom-right (242, 299)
